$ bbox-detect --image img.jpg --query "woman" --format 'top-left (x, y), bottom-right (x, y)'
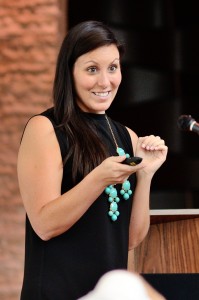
top-left (17, 20), bottom-right (168, 300)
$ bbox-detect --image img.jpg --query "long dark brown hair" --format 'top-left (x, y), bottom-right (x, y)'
top-left (52, 20), bottom-right (125, 183)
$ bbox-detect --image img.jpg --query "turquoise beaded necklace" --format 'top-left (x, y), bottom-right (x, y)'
top-left (104, 115), bottom-right (132, 221)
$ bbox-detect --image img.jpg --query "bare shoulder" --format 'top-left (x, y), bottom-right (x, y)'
top-left (18, 113), bottom-right (62, 184)
top-left (19, 114), bottom-right (60, 160)
top-left (125, 126), bottom-right (138, 152)
top-left (20, 115), bottom-right (56, 145)
top-left (23, 115), bottom-right (54, 135)
top-left (125, 126), bottom-right (138, 141)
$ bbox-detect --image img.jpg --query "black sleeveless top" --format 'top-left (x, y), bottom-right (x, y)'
top-left (20, 107), bottom-right (136, 300)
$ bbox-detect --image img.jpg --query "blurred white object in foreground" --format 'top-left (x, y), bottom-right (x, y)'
top-left (78, 270), bottom-right (165, 300)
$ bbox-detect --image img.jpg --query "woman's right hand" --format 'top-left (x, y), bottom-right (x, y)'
top-left (95, 155), bottom-right (145, 187)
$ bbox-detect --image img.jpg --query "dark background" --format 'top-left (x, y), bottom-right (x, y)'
top-left (68, 0), bottom-right (199, 209)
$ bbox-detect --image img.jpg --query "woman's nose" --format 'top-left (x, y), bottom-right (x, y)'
top-left (97, 72), bottom-right (110, 87)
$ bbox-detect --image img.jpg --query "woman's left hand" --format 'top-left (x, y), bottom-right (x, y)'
top-left (135, 135), bottom-right (168, 176)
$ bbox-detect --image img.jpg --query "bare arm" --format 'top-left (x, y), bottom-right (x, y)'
top-left (17, 116), bottom-right (108, 240)
top-left (126, 128), bottom-right (168, 249)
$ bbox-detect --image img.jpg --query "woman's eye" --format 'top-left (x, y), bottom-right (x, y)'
top-left (109, 65), bottom-right (118, 72)
top-left (87, 67), bottom-right (97, 73)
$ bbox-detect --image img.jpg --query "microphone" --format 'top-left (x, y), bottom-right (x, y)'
top-left (177, 115), bottom-right (199, 135)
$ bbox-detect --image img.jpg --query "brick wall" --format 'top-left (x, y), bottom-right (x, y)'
top-left (0, 1), bottom-right (67, 299)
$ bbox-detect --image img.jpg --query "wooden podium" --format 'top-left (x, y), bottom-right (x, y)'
top-left (128, 209), bottom-right (199, 299)
top-left (131, 209), bottom-right (199, 273)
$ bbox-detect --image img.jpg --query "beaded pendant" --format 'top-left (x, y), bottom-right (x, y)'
top-left (104, 115), bottom-right (133, 221)
top-left (104, 147), bottom-right (133, 221)
top-left (105, 185), bottom-right (120, 221)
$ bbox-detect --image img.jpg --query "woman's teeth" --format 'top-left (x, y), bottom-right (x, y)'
top-left (94, 92), bottom-right (109, 97)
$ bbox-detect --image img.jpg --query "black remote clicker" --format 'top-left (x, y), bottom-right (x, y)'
top-left (122, 157), bottom-right (143, 166)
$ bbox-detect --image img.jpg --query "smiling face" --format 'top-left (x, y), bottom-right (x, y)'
top-left (73, 44), bottom-right (122, 114)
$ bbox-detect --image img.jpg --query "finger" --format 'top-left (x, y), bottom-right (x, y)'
top-left (151, 139), bottom-right (165, 150)
top-left (138, 135), bottom-right (155, 148)
top-left (140, 135), bottom-right (166, 150)
top-left (110, 155), bottom-right (126, 163)
top-left (143, 135), bottom-right (161, 147)
top-left (123, 177), bottom-right (129, 182)
top-left (153, 141), bottom-right (166, 150)
top-left (154, 145), bottom-right (168, 152)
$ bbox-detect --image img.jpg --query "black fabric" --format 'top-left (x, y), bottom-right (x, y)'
top-left (20, 107), bottom-right (136, 300)
top-left (142, 274), bottom-right (199, 300)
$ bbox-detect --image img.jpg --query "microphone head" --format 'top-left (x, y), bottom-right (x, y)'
top-left (177, 115), bottom-right (195, 131)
